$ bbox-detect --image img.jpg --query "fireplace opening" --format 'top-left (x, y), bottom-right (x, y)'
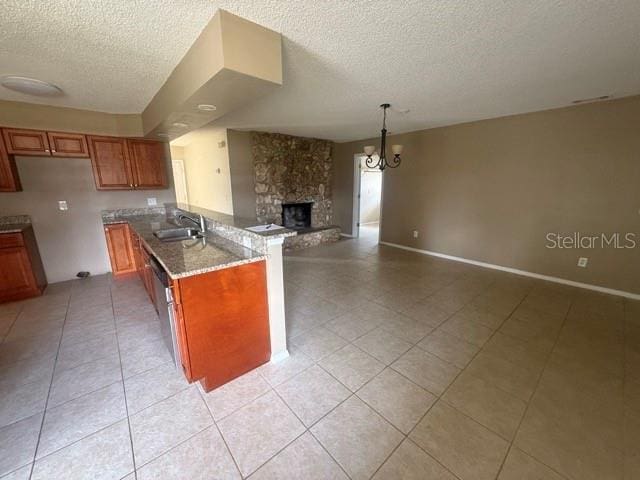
top-left (282, 202), bottom-right (313, 230)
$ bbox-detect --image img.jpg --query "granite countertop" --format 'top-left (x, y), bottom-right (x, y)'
top-left (104, 214), bottom-right (267, 279)
top-left (0, 223), bottom-right (31, 233)
top-left (0, 215), bottom-right (32, 233)
top-left (168, 203), bottom-right (298, 239)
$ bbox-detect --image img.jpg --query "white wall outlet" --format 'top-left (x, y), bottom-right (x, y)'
top-left (578, 257), bottom-right (588, 267)
top-left (413, 230), bottom-right (419, 238)
top-left (147, 197), bottom-right (157, 206)
top-left (58, 200), bottom-right (68, 211)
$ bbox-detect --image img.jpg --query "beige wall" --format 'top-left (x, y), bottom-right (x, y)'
top-left (0, 100), bottom-right (143, 137)
top-left (0, 153), bottom-right (175, 283)
top-left (333, 96), bottom-right (640, 295)
top-left (227, 130), bottom-right (256, 219)
top-left (172, 127), bottom-right (234, 214)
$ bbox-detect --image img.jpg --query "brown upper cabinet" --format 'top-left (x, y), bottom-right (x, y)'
top-left (88, 136), bottom-right (134, 189)
top-left (88, 135), bottom-right (168, 190)
top-left (128, 139), bottom-right (168, 189)
top-left (2, 128), bottom-right (51, 156)
top-left (0, 127), bottom-right (168, 192)
top-left (0, 134), bottom-right (21, 192)
top-left (47, 131), bottom-right (89, 158)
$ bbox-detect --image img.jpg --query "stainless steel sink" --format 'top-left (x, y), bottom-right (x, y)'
top-left (153, 228), bottom-right (203, 242)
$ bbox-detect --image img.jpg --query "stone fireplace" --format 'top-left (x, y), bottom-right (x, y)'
top-left (251, 131), bottom-right (340, 250)
top-left (282, 202), bottom-right (313, 230)
top-left (253, 132), bottom-right (333, 227)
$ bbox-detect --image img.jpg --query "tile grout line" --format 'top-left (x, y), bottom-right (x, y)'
top-left (262, 385), bottom-right (352, 480)
top-left (109, 277), bottom-right (139, 480)
top-left (0, 301), bottom-right (26, 346)
top-left (197, 388), bottom-right (245, 479)
top-left (365, 285), bottom-right (518, 480)
top-left (492, 293), bottom-right (575, 479)
top-left (280, 266), bottom-right (508, 479)
top-left (27, 289), bottom-right (73, 480)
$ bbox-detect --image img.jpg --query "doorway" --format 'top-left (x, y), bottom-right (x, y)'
top-left (353, 154), bottom-right (383, 242)
top-left (171, 159), bottom-right (189, 205)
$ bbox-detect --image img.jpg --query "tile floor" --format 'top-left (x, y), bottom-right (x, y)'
top-left (0, 226), bottom-right (638, 479)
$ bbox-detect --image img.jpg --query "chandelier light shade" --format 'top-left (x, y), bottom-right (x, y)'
top-left (364, 103), bottom-right (404, 171)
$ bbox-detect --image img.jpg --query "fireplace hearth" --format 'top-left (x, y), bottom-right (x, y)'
top-left (282, 202), bottom-right (313, 230)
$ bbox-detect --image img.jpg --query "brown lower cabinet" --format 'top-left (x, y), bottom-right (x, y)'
top-left (104, 223), bottom-right (271, 391)
top-left (170, 261), bottom-right (270, 391)
top-left (103, 223), bottom-right (136, 277)
top-left (0, 227), bottom-right (47, 303)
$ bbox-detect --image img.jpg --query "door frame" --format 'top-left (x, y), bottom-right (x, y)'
top-left (171, 159), bottom-right (189, 205)
top-left (353, 154), bottom-right (383, 242)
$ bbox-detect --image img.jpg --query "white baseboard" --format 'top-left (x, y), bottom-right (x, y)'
top-left (380, 241), bottom-right (640, 301)
top-left (270, 350), bottom-right (290, 363)
top-left (340, 233), bottom-right (355, 238)
top-left (360, 221), bottom-right (380, 225)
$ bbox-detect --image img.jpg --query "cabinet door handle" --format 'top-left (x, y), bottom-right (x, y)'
top-left (52, 149), bottom-right (56, 153)
top-left (45, 149), bottom-right (50, 153)
top-left (134, 184), bottom-right (138, 188)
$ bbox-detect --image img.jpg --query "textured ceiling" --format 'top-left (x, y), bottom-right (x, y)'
top-left (2, 1), bottom-right (640, 141)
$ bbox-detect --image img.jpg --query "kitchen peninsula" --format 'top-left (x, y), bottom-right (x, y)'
top-left (101, 203), bottom-right (295, 391)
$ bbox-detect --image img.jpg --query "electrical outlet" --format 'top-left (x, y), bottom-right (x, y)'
top-left (578, 257), bottom-right (588, 268)
top-left (147, 197), bottom-right (157, 206)
top-left (413, 230), bottom-right (419, 238)
top-left (58, 200), bottom-right (68, 211)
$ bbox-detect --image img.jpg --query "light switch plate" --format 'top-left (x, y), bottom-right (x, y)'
top-left (413, 230), bottom-right (419, 238)
top-left (578, 257), bottom-right (588, 267)
top-left (147, 197), bottom-right (157, 206)
top-left (58, 200), bottom-right (68, 211)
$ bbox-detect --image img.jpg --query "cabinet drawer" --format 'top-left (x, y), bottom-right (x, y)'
top-left (0, 232), bottom-right (24, 248)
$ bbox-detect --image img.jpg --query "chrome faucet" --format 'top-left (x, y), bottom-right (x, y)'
top-left (177, 213), bottom-right (206, 232)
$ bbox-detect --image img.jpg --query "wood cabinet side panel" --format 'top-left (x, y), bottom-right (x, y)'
top-left (0, 135), bottom-right (22, 192)
top-left (21, 226), bottom-right (47, 291)
top-left (177, 261), bottom-right (271, 388)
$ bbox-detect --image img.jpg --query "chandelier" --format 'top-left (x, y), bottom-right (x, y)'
top-left (363, 103), bottom-right (404, 171)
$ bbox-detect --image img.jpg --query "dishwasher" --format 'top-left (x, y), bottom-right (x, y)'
top-left (149, 255), bottom-right (181, 369)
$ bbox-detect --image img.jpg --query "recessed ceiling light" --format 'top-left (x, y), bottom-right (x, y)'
top-left (171, 122), bottom-right (189, 128)
top-left (571, 95), bottom-right (611, 105)
top-left (197, 104), bottom-right (217, 111)
top-left (157, 133), bottom-right (170, 138)
top-left (0, 75), bottom-right (63, 96)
